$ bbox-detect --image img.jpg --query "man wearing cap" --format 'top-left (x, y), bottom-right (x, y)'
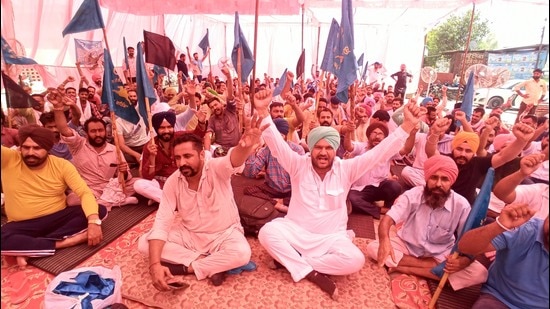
top-left (1, 125), bottom-right (107, 268)
top-left (252, 88), bottom-right (423, 299)
top-left (513, 68), bottom-right (547, 123)
top-left (367, 155), bottom-right (488, 290)
top-left (426, 117), bottom-right (535, 204)
top-left (49, 91), bottom-right (139, 208)
top-left (243, 118), bottom-right (305, 213)
top-left (134, 110), bottom-right (207, 203)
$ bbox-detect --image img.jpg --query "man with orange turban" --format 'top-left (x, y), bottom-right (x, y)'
top-left (367, 155), bottom-right (488, 291)
top-left (426, 118), bottom-right (535, 204)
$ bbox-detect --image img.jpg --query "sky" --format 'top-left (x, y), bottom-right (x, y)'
top-left (458, 1), bottom-right (549, 49)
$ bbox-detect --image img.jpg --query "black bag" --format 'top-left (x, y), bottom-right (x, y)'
top-left (236, 195), bottom-right (283, 236)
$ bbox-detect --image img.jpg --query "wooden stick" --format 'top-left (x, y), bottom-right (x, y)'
top-left (236, 47), bottom-right (244, 132)
top-left (109, 111), bottom-right (126, 194)
top-left (428, 251), bottom-right (458, 308)
top-left (250, 0), bottom-right (259, 115)
top-left (102, 27), bottom-right (127, 193)
top-left (457, 3), bottom-right (476, 98)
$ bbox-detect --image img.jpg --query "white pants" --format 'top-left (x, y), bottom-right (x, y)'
top-left (133, 179), bottom-right (162, 203)
top-left (366, 237), bottom-right (488, 290)
top-left (401, 166), bottom-right (426, 188)
top-left (138, 226), bottom-right (251, 280)
top-left (258, 218), bottom-right (365, 282)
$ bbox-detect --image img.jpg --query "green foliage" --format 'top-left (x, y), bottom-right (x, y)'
top-left (424, 11), bottom-right (496, 67)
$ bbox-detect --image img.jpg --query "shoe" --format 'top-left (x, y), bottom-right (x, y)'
top-left (209, 272), bottom-right (226, 286)
top-left (227, 261), bottom-right (257, 275)
top-left (306, 271), bottom-right (338, 300)
top-left (268, 259), bottom-right (286, 270)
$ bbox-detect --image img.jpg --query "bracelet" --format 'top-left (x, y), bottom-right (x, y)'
top-left (495, 216), bottom-right (512, 232)
top-left (53, 107), bottom-right (65, 111)
top-left (149, 261), bottom-right (161, 268)
top-left (149, 165), bottom-right (155, 168)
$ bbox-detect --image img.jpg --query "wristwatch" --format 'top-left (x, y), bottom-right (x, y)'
top-left (88, 219), bottom-right (102, 226)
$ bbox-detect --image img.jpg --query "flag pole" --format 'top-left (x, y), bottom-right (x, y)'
top-left (101, 28), bottom-right (126, 193)
top-left (4, 89), bottom-right (12, 128)
top-left (236, 47), bottom-right (244, 132)
top-left (428, 252), bottom-right (459, 308)
top-left (457, 3), bottom-right (476, 98)
top-left (249, 0), bottom-right (259, 116)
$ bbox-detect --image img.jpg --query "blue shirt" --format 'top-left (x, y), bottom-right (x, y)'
top-left (483, 218), bottom-right (549, 309)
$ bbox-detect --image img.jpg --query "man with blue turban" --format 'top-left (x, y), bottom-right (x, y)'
top-left (251, 88), bottom-right (423, 300)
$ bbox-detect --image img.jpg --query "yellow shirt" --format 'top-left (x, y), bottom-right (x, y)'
top-left (513, 78), bottom-right (547, 106)
top-left (1, 146), bottom-right (99, 222)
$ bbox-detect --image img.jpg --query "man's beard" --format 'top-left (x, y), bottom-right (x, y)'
top-left (130, 99), bottom-right (138, 106)
top-left (533, 75), bottom-right (540, 81)
top-left (159, 132), bottom-right (174, 142)
top-left (179, 165), bottom-right (198, 177)
top-left (423, 186), bottom-right (451, 209)
top-left (89, 136), bottom-right (106, 147)
top-left (320, 121), bottom-right (331, 126)
top-left (22, 154), bottom-right (48, 167)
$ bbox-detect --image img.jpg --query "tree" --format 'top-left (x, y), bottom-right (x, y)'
top-left (424, 11), bottom-right (497, 68)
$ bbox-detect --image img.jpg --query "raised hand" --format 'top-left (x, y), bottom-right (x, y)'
top-left (284, 91), bottom-right (297, 107)
top-left (239, 114), bottom-right (269, 149)
top-left (519, 153), bottom-right (546, 176)
top-left (497, 203), bottom-right (535, 230)
top-left (454, 110), bottom-right (468, 122)
top-left (430, 117), bottom-right (452, 136)
top-left (402, 102), bottom-right (424, 132)
top-left (254, 89), bottom-right (273, 115)
top-left (484, 116), bottom-right (500, 130)
top-left (193, 109), bottom-right (207, 123)
top-left (511, 122), bottom-right (535, 142)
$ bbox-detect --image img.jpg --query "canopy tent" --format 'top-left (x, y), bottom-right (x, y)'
top-left (1, 0), bottom-right (548, 91)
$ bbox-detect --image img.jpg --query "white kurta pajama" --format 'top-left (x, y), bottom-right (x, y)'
top-left (137, 150), bottom-right (251, 281)
top-left (257, 115), bottom-right (410, 282)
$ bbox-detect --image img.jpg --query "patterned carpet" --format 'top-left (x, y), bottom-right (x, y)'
top-left (1, 213), bottom-right (398, 309)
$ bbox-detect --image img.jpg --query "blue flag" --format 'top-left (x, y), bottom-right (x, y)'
top-left (459, 71), bottom-right (475, 126)
top-left (273, 69), bottom-right (288, 97)
top-left (431, 168), bottom-right (495, 278)
top-left (62, 0), bottom-right (105, 37)
top-left (101, 49), bottom-right (139, 124)
top-left (231, 12), bottom-right (255, 84)
top-left (136, 42), bottom-right (157, 131)
top-left (1, 36), bottom-right (37, 65)
top-left (319, 19), bottom-right (339, 74)
top-left (357, 53), bottom-right (364, 68)
top-left (198, 29), bottom-right (210, 56)
top-left (334, 0), bottom-right (357, 103)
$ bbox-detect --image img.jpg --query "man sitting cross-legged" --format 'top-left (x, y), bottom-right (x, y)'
top-left (367, 155), bottom-right (488, 291)
top-left (49, 90), bottom-right (138, 208)
top-left (253, 88), bottom-right (423, 300)
top-left (134, 110), bottom-right (207, 203)
top-left (138, 118), bottom-right (265, 290)
top-left (1, 125), bottom-right (107, 268)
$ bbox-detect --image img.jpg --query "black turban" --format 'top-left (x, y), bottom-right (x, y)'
top-left (273, 118), bottom-right (290, 135)
top-left (151, 111), bottom-right (176, 134)
top-left (366, 122), bottom-right (389, 138)
top-left (18, 124), bottom-right (55, 152)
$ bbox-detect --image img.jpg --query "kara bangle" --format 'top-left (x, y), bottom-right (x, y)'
top-left (495, 216), bottom-right (513, 232)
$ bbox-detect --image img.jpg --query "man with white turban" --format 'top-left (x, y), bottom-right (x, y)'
top-left (251, 89), bottom-right (423, 300)
top-left (367, 155), bottom-right (488, 291)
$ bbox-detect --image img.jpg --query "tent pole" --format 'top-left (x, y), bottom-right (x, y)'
top-left (250, 0), bottom-right (259, 115)
top-left (457, 2), bottom-right (476, 99)
top-left (301, 4), bottom-right (305, 52)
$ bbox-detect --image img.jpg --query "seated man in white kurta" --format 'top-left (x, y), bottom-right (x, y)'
top-left (251, 89), bottom-right (423, 300)
top-left (137, 126), bottom-right (263, 290)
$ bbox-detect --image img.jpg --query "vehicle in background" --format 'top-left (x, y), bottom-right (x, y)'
top-left (474, 79), bottom-right (524, 109)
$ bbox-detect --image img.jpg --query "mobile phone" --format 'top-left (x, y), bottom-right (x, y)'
top-left (167, 281), bottom-right (189, 290)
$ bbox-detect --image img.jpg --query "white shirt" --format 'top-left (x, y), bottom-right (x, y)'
top-left (349, 141), bottom-right (401, 190)
top-left (115, 116), bottom-right (150, 147)
top-left (260, 115), bottom-right (408, 234)
top-left (513, 183), bottom-right (549, 219)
